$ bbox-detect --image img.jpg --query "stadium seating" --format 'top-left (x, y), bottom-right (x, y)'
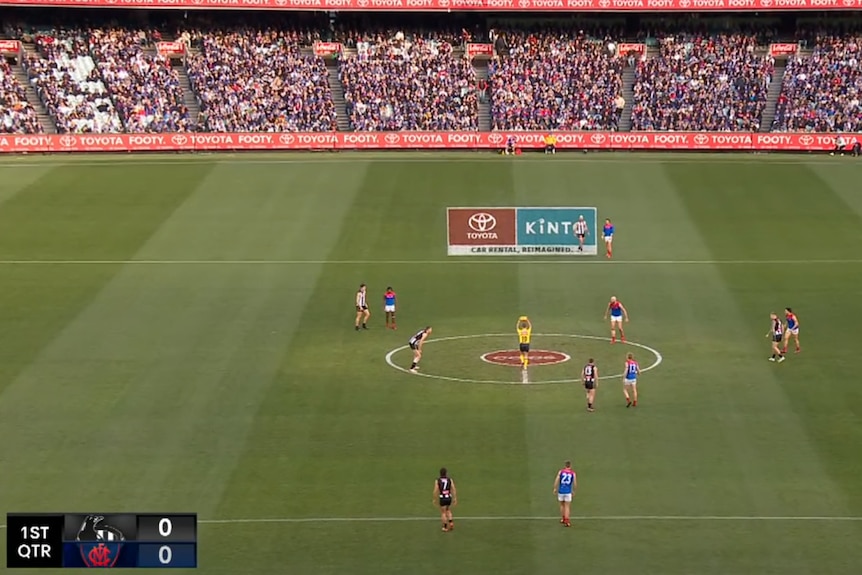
top-left (339, 33), bottom-right (478, 131)
top-left (0, 60), bottom-right (42, 133)
top-left (488, 31), bottom-right (624, 131)
top-left (25, 30), bottom-right (123, 133)
top-left (772, 35), bottom-right (862, 133)
top-left (631, 34), bottom-right (773, 132)
top-left (184, 29), bottom-right (336, 132)
top-left (89, 28), bottom-right (192, 133)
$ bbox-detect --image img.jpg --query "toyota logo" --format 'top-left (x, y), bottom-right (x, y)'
top-left (519, 0), bottom-right (531, 6)
top-left (760, 0), bottom-right (771, 5)
top-left (276, 0), bottom-right (287, 4)
top-left (280, 134), bottom-right (295, 145)
top-left (591, 134), bottom-right (606, 144)
top-left (58, 135), bottom-right (76, 148)
top-left (439, 0), bottom-right (449, 5)
top-left (694, 134), bottom-right (708, 145)
top-left (357, 0), bottom-right (368, 5)
top-left (678, 0), bottom-right (690, 5)
top-left (599, 0), bottom-right (609, 6)
top-left (385, 134), bottom-right (400, 144)
top-left (843, 0), bottom-right (855, 6)
top-left (799, 135), bottom-right (814, 146)
top-left (487, 133), bottom-right (504, 145)
top-left (172, 135), bottom-right (188, 146)
top-left (468, 213), bottom-right (497, 232)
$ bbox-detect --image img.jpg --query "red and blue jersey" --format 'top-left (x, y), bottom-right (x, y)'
top-left (603, 223), bottom-right (614, 237)
top-left (558, 469), bottom-right (575, 494)
top-left (625, 360), bottom-right (639, 380)
top-left (384, 290), bottom-right (396, 306)
top-left (609, 301), bottom-right (623, 317)
top-left (785, 312), bottom-right (797, 329)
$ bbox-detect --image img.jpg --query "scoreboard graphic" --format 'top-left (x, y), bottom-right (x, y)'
top-left (7, 513), bottom-right (197, 569)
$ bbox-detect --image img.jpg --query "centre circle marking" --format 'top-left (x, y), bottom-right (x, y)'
top-left (481, 350), bottom-right (571, 366)
top-left (384, 333), bottom-right (663, 385)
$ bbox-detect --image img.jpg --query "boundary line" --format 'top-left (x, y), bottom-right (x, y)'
top-left (0, 259), bottom-right (859, 266)
top-left (384, 333), bottom-right (662, 385)
top-left (3, 515), bottom-right (861, 529)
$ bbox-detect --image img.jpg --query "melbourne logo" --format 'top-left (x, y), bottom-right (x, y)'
top-left (76, 515), bottom-right (125, 568)
top-left (482, 350), bottom-right (570, 366)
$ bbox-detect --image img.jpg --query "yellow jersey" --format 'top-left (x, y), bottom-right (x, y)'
top-left (518, 327), bottom-right (532, 344)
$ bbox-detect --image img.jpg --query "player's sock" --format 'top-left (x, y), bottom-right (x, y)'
top-left (410, 362), bottom-right (417, 369)
top-left (355, 325), bottom-right (360, 331)
top-left (771, 354), bottom-right (776, 359)
top-left (633, 400), bottom-right (637, 407)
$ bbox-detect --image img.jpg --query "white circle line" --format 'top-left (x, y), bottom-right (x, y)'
top-left (384, 333), bottom-right (663, 385)
top-left (480, 349), bottom-right (571, 366)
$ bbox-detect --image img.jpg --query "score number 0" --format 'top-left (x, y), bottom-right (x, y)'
top-left (156, 518), bottom-right (174, 565)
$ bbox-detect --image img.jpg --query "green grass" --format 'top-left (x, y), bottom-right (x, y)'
top-left (1, 152), bottom-right (862, 574)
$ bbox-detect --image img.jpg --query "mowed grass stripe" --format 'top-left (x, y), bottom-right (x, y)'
top-left (0, 165), bottom-right (55, 207)
top-left (0, 163), bottom-right (369, 520)
top-left (665, 162), bottom-right (862, 570)
top-left (0, 164), bottom-right (211, 399)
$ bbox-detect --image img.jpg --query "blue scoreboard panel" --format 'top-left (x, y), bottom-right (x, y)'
top-left (7, 514), bottom-right (197, 568)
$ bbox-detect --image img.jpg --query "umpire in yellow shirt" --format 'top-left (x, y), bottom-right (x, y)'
top-left (544, 133), bottom-right (557, 155)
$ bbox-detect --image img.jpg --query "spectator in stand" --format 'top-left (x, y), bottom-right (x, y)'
top-left (339, 31), bottom-right (478, 131)
top-left (185, 28), bottom-right (336, 132)
top-left (631, 34), bottom-right (773, 132)
top-left (24, 29), bottom-right (123, 133)
top-left (772, 35), bottom-right (862, 133)
top-left (0, 60), bottom-right (42, 133)
top-left (488, 29), bottom-right (624, 132)
top-left (89, 28), bottom-right (191, 133)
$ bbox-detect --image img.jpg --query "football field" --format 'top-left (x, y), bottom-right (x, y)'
top-left (0, 152), bottom-right (861, 574)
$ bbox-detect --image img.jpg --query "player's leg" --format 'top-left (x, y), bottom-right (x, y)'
top-left (563, 500), bottom-right (571, 526)
top-left (618, 321), bottom-right (626, 342)
top-left (355, 310), bottom-right (362, 330)
top-left (631, 383), bottom-right (638, 407)
top-left (588, 387), bottom-right (595, 411)
top-left (446, 507), bottom-right (454, 530)
top-left (606, 238), bottom-right (613, 258)
top-left (390, 310), bottom-right (396, 330)
top-left (440, 505), bottom-right (449, 531)
top-left (782, 330), bottom-right (791, 353)
top-left (362, 309), bottom-right (370, 329)
top-left (792, 332), bottom-right (801, 352)
top-left (624, 382), bottom-right (632, 407)
top-left (558, 499), bottom-right (566, 523)
top-left (610, 320), bottom-right (617, 343)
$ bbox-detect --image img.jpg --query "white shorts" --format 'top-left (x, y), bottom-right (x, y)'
top-left (625, 379), bottom-right (637, 386)
top-left (786, 327), bottom-right (798, 335)
top-left (557, 493), bottom-right (572, 502)
top-left (610, 316), bottom-right (623, 324)
top-left (384, 305), bottom-right (395, 312)
top-left (604, 236), bottom-right (613, 243)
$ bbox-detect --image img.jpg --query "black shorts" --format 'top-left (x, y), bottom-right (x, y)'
top-left (357, 306), bottom-right (368, 312)
top-left (439, 497), bottom-right (452, 507)
top-left (409, 342), bottom-right (419, 350)
top-left (584, 380), bottom-right (596, 390)
top-left (773, 334), bottom-right (783, 343)
top-left (519, 343), bottom-right (530, 353)
top-left (577, 233), bottom-right (586, 239)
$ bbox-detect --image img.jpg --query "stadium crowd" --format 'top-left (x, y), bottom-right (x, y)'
top-left (489, 31), bottom-right (624, 131)
top-left (0, 60), bottom-right (42, 133)
top-left (89, 28), bottom-right (192, 133)
top-left (773, 35), bottom-right (862, 133)
top-left (184, 28), bottom-right (336, 132)
top-left (1, 13), bottom-right (861, 136)
top-left (631, 34), bottom-right (774, 132)
top-left (24, 30), bottom-right (123, 133)
top-left (339, 32), bottom-right (478, 131)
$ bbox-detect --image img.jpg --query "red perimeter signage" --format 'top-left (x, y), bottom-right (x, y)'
top-left (0, 132), bottom-right (855, 154)
top-left (0, 0), bottom-right (858, 10)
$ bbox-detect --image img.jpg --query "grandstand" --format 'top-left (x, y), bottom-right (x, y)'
top-left (0, 12), bottom-right (860, 137)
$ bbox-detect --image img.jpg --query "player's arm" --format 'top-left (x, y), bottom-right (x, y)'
top-left (553, 474), bottom-right (560, 494)
top-left (621, 303), bottom-right (629, 321)
top-left (450, 480), bottom-right (457, 505)
top-left (603, 303), bottom-right (609, 320)
top-left (595, 367), bottom-right (599, 386)
top-left (433, 481), bottom-right (439, 505)
top-left (572, 476), bottom-right (577, 495)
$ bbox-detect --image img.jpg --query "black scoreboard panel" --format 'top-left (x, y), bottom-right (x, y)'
top-left (6, 514), bottom-right (197, 569)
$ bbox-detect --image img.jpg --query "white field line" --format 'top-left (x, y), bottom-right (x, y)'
top-left (2, 515), bottom-right (861, 529)
top-left (0, 259), bottom-right (861, 266)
